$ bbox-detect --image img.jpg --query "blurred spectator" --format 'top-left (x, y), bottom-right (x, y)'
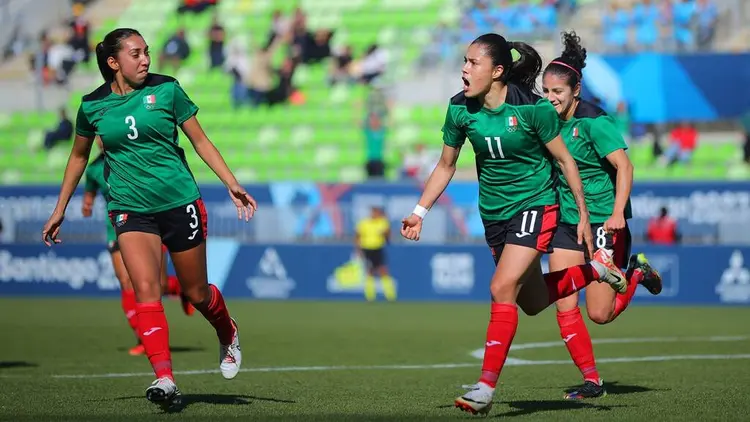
top-left (46, 32), bottom-right (76, 85)
top-left (401, 144), bottom-right (440, 182)
top-left (68, 2), bottom-right (91, 65)
top-left (266, 9), bottom-right (291, 48)
top-left (633, 0), bottom-right (660, 51)
top-left (660, 121), bottom-right (697, 166)
top-left (267, 57), bottom-right (297, 107)
top-left (602, 3), bottom-right (631, 53)
top-left (208, 15), bottom-right (226, 69)
top-left (302, 29), bottom-right (333, 64)
top-left (647, 206), bottom-right (680, 244)
top-left (356, 44), bottom-right (387, 85)
top-left (43, 108), bottom-right (73, 150)
top-left (695, 0), bottom-right (718, 50)
top-left (329, 45), bottom-right (354, 85)
top-left (178, 0), bottom-right (217, 14)
top-left (224, 39), bottom-right (250, 108)
top-left (160, 29), bottom-right (190, 72)
top-left (364, 112), bottom-right (386, 179)
top-left (246, 44), bottom-right (275, 107)
top-left (672, 0), bottom-right (696, 51)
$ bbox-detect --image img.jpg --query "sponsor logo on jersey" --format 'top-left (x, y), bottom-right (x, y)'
top-left (716, 250), bottom-right (750, 303)
top-left (245, 248), bottom-right (296, 299)
top-left (143, 94), bottom-right (156, 109)
top-left (507, 116), bottom-right (518, 132)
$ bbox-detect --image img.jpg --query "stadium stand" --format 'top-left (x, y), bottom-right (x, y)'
top-left (0, 0), bottom-right (748, 184)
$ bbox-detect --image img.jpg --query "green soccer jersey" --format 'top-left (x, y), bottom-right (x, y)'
top-left (442, 85), bottom-right (561, 221)
top-left (75, 74), bottom-right (201, 214)
top-left (557, 100), bottom-right (632, 224)
top-left (83, 154), bottom-right (116, 243)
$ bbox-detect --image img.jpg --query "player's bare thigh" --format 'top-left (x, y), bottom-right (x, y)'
top-left (169, 242), bottom-right (210, 304)
top-left (491, 243), bottom-right (543, 304)
top-left (549, 248), bottom-right (586, 313)
top-left (117, 231), bottom-right (163, 302)
top-left (110, 250), bottom-right (133, 291)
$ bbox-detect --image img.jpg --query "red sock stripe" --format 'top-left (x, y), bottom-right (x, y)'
top-left (535, 205), bottom-right (559, 252)
top-left (479, 303), bottom-right (518, 388)
top-left (557, 307), bottom-right (599, 383)
top-left (196, 199), bottom-right (208, 239)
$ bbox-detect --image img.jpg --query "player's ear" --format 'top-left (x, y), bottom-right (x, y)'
top-left (573, 82), bottom-right (581, 98)
top-left (492, 64), bottom-right (504, 81)
top-left (107, 56), bottom-right (119, 72)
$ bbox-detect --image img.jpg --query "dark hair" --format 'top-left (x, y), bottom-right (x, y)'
top-left (544, 31), bottom-right (587, 88)
top-left (471, 33), bottom-right (543, 93)
top-left (95, 28), bottom-right (142, 82)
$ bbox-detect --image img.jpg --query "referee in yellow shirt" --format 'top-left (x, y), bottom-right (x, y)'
top-left (355, 206), bottom-right (396, 302)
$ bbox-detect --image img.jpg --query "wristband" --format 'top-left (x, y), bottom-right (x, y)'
top-left (413, 205), bottom-right (428, 219)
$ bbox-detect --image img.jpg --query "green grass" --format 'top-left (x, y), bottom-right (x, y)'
top-left (1, 300), bottom-right (749, 421)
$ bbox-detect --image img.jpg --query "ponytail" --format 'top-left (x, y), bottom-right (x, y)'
top-left (95, 28), bottom-right (142, 83)
top-left (507, 41), bottom-right (543, 94)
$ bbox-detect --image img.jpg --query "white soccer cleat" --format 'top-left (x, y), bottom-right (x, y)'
top-left (455, 382), bottom-right (494, 415)
top-left (145, 377), bottom-right (181, 409)
top-left (592, 248), bottom-right (627, 294)
top-left (219, 318), bottom-right (242, 380)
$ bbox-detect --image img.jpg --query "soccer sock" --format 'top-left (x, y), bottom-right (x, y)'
top-left (380, 275), bottom-right (397, 302)
top-left (612, 268), bottom-right (642, 319)
top-left (364, 276), bottom-right (377, 302)
top-left (557, 307), bottom-right (600, 383)
top-left (120, 289), bottom-right (138, 338)
top-left (135, 301), bottom-right (173, 380)
top-left (543, 264), bottom-right (600, 304)
top-left (165, 275), bottom-right (182, 296)
top-left (194, 284), bottom-right (235, 345)
top-left (478, 303), bottom-right (518, 389)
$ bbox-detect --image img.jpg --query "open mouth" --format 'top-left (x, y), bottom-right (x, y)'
top-left (462, 77), bottom-right (470, 90)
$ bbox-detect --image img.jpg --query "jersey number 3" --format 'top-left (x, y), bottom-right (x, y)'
top-left (125, 116), bottom-right (139, 140)
top-left (484, 136), bottom-right (505, 159)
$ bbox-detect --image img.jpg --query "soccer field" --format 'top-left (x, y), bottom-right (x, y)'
top-left (1, 299), bottom-right (749, 421)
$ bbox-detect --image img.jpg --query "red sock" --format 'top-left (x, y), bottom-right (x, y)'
top-left (195, 284), bottom-right (235, 345)
top-left (120, 289), bottom-right (138, 337)
top-left (165, 275), bottom-right (182, 296)
top-left (136, 302), bottom-right (173, 380)
top-left (557, 307), bottom-right (600, 383)
top-left (543, 264), bottom-right (599, 304)
top-left (612, 268), bottom-right (641, 318)
top-left (478, 303), bottom-right (518, 388)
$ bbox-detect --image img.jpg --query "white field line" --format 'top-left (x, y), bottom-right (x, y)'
top-left (45, 335), bottom-right (750, 380)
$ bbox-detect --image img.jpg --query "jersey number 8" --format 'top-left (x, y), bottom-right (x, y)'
top-left (125, 115), bottom-right (139, 140)
top-left (596, 226), bottom-right (608, 249)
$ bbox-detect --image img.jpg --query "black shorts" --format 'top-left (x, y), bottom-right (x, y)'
top-left (107, 240), bottom-right (119, 253)
top-left (109, 198), bottom-right (208, 253)
top-left (362, 248), bottom-right (385, 270)
top-left (485, 205), bottom-right (560, 265)
top-left (551, 222), bottom-right (632, 268)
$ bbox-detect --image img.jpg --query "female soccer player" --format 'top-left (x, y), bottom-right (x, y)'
top-left (542, 31), bottom-right (663, 400)
top-left (42, 28), bottom-right (256, 408)
top-left (82, 142), bottom-right (194, 357)
top-left (400, 33), bottom-right (627, 415)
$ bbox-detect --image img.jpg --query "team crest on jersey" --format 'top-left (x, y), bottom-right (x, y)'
top-left (507, 116), bottom-right (518, 132)
top-left (143, 94), bottom-right (156, 110)
top-left (573, 127), bottom-right (579, 138)
top-left (114, 213), bottom-right (128, 227)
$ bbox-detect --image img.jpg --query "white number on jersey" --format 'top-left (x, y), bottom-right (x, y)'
top-left (125, 115), bottom-right (138, 140)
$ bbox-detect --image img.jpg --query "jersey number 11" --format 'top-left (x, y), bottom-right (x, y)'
top-left (484, 136), bottom-right (505, 159)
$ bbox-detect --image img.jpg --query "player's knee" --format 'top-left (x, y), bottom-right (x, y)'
top-left (489, 278), bottom-right (518, 305)
top-left (587, 307), bottom-right (613, 325)
top-left (183, 283), bottom-right (211, 305)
